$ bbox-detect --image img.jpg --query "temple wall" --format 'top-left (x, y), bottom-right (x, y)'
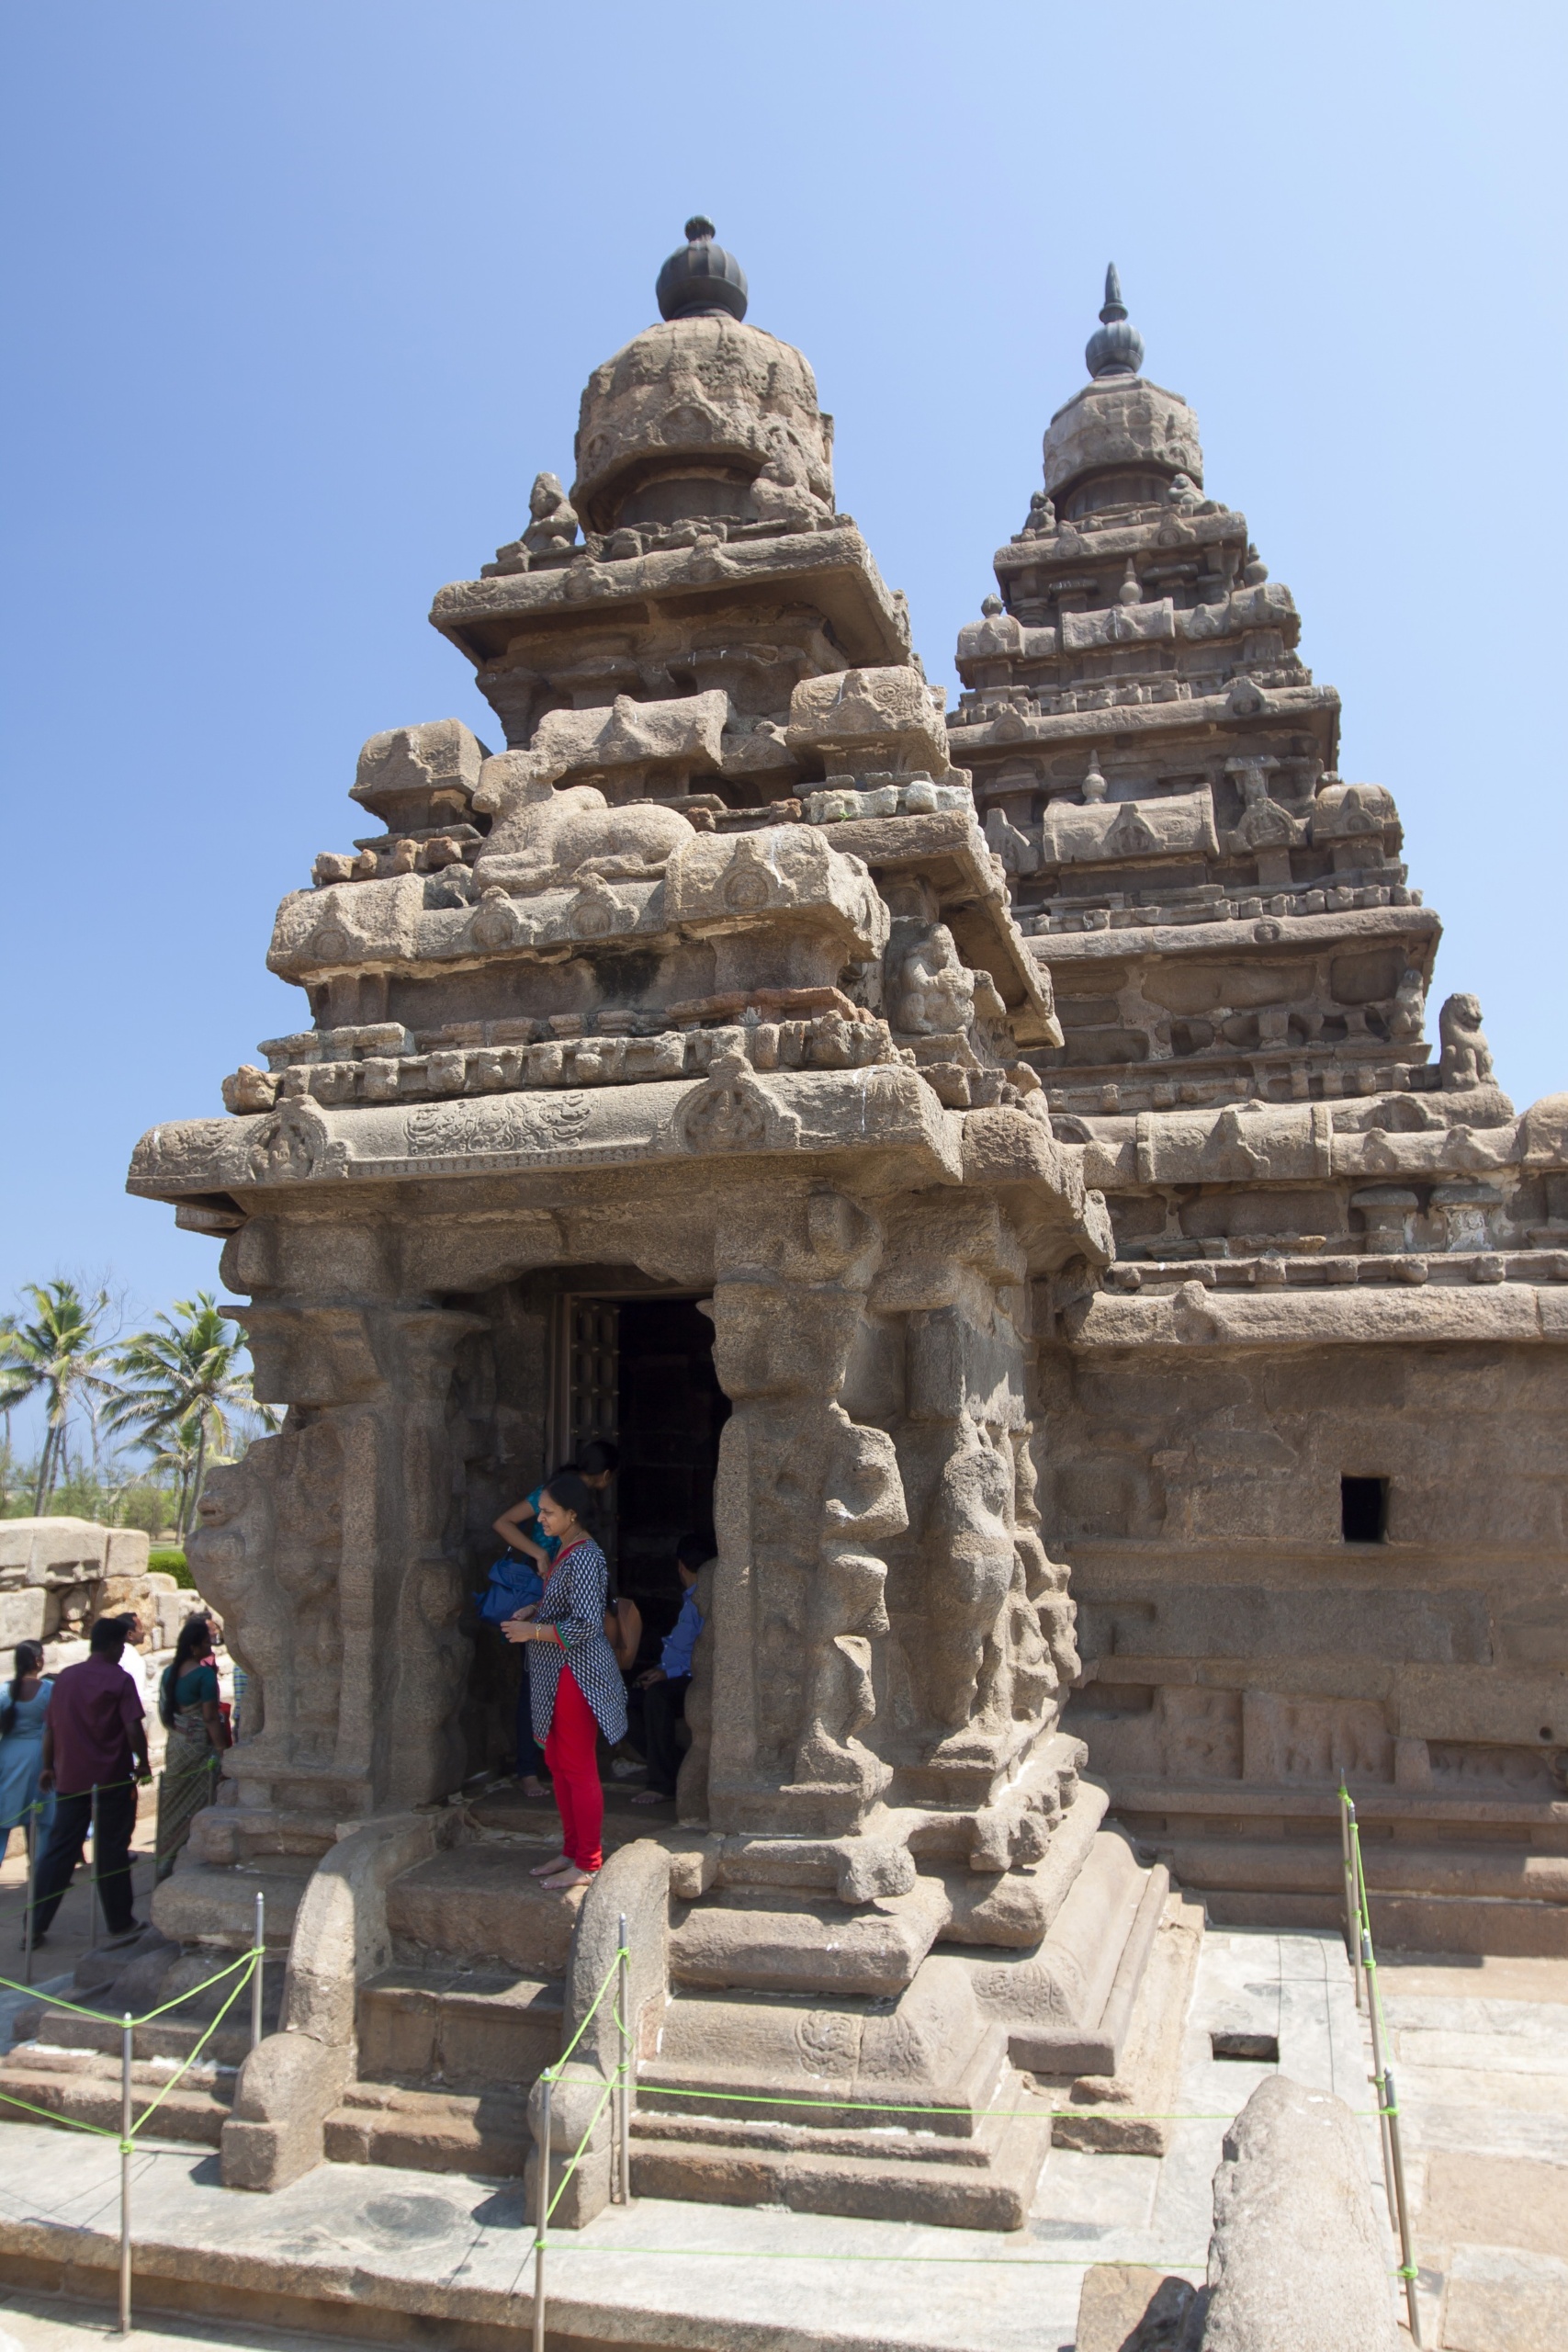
top-left (1037, 1335), bottom-right (1568, 1944)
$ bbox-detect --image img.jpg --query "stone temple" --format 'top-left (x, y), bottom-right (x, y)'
top-left (11, 224), bottom-right (1562, 2228)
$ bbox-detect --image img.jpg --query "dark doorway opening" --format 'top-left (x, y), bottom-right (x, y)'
top-left (1340, 1476), bottom-right (1389, 1544)
top-left (615, 1296), bottom-right (728, 1657)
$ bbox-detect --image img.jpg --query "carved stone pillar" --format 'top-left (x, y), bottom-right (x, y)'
top-left (702, 1185), bottom-right (905, 1838)
top-left (190, 1291), bottom-right (484, 1817)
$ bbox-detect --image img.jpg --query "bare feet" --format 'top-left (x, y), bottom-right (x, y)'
top-left (540, 1863), bottom-right (594, 1892)
top-left (517, 1776), bottom-right (548, 1798)
top-left (529, 1853), bottom-right (569, 1877)
top-left (630, 1788), bottom-right (672, 1805)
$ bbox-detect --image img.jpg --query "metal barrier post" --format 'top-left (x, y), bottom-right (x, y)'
top-left (1382, 2061), bottom-right (1424, 2346)
top-left (532, 2070), bottom-right (551, 2352)
top-left (617, 1912), bottom-right (631, 2207)
top-left (89, 1784), bottom-right (101, 1951)
top-left (118, 2009), bottom-right (133, 2335)
top-left (1360, 1926), bottom-right (1398, 2227)
top-left (1338, 1781), bottom-right (1364, 2009)
top-left (22, 1804), bottom-right (38, 1988)
top-left (252, 1891), bottom-right (265, 2051)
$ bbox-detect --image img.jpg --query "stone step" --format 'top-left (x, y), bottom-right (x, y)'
top-left (12, 1998), bottom-right (271, 2072)
top-left (356, 1965), bottom-right (563, 2090)
top-left (1160, 1835), bottom-right (1568, 1905)
top-left (385, 1843), bottom-right (586, 1972)
top-left (0, 2051), bottom-right (233, 2146)
top-left (151, 1858), bottom-right (313, 1949)
top-left (667, 1877), bottom-right (952, 1996)
top-left (324, 2079), bottom-right (533, 2176)
top-left (628, 2072), bottom-right (1050, 2230)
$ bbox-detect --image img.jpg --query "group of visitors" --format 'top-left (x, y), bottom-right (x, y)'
top-left (0, 1606), bottom-right (231, 1949)
top-left (0, 1458), bottom-right (714, 1929)
top-left (479, 1444), bottom-right (710, 1889)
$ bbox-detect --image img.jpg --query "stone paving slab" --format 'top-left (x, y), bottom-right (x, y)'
top-left (1439, 2245), bottom-right (1568, 2352)
top-left (0, 2284), bottom-right (355, 2352)
top-left (1376, 1951), bottom-right (1568, 2350)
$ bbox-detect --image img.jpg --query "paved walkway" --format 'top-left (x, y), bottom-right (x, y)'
top-left (1384, 1950), bottom-right (1568, 2352)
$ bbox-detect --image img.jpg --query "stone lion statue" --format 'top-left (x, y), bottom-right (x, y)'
top-left (1438, 992), bottom-right (1495, 1091)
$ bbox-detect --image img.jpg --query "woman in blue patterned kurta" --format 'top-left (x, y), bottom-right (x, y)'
top-left (502, 1472), bottom-right (626, 1888)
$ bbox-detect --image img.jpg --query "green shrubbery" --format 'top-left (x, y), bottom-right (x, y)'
top-left (148, 1546), bottom-right (194, 1589)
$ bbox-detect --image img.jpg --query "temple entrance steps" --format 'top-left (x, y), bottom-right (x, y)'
top-left (312, 1782), bottom-right (648, 2179)
top-left (0, 1921), bottom-right (286, 2152)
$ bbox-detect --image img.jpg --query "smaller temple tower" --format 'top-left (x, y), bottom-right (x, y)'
top-left (952, 266), bottom-right (1438, 1118)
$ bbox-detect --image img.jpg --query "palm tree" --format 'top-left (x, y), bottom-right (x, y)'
top-left (107, 1295), bottom-right (276, 1539)
top-left (0, 1281), bottom-right (119, 1513)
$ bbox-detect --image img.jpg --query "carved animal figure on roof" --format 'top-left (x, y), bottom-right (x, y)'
top-left (522, 471), bottom-right (579, 553)
top-left (744, 422), bottom-right (833, 529)
top-left (471, 761), bottom-right (694, 895)
top-left (1439, 992), bottom-right (1496, 1091)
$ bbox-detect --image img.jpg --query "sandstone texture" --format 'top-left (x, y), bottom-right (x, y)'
top-left (1196, 2075), bottom-right (1400, 2351)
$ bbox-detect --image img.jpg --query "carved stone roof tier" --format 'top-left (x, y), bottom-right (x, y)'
top-left (433, 522), bottom-right (912, 755)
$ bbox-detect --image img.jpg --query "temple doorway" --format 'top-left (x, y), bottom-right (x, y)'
top-left (549, 1289), bottom-right (728, 1667)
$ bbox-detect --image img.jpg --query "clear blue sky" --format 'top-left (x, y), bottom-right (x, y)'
top-left (3, 0), bottom-right (1564, 1355)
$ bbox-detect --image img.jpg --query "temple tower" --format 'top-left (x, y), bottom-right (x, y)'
top-left (953, 266), bottom-right (1444, 1119)
top-left (83, 227), bottom-right (1200, 2227)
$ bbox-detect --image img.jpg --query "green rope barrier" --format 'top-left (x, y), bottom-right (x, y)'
top-left (543, 2065), bottom-right (624, 2227)
top-left (127, 1951), bottom-right (257, 2142)
top-left (0, 1939), bottom-right (262, 2024)
top-left (131, 1944), bottom-right (261, 2023)
top-left (552, 1943), bottom-right (627, 2072)
top-left (0, 2084), bottom-right (124, 2139)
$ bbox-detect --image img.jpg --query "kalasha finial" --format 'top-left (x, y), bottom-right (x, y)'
top-left (1085, 262), bottom-right (1145, 380)
top-left (657, 218), bottom-right (749, 323)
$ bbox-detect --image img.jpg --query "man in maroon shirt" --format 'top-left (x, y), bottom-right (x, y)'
top-left (31, 1616), bottom-right (152, 1946)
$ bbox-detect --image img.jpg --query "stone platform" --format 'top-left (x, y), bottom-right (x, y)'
top-left (0, 1929), bottom-right (1371, 2352)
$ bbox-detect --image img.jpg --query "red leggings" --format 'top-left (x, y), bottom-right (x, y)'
top-left (545, 1663), bottom-right (604, 1871)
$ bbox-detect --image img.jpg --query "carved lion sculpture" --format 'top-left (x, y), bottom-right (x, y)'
top-left (471, 760), bottom-right (694, 896)
top-left (1438, 991), bottom-right (1495, 1091)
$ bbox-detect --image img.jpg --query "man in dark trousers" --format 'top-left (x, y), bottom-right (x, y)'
top-left (31, 1615), bottom-right (152, 1948)
top-left (629, 1533), bottom-right (708, 1806)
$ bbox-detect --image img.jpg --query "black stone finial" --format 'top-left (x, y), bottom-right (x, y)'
top-left (657, 219), bottom-right (749, 323)
top-left (1085, 262), bottom-right (1145, 380)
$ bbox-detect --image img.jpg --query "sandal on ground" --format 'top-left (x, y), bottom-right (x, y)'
top-left (630, 1788), bottom-right (673, 1805)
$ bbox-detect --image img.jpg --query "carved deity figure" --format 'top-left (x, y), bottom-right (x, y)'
top-left (1224, 763), bottom-right (1304, 854)
top-left (522, 471), bottom-right (579, 554)
top-left (1388, 966), bottom-right (1427, 1043)
top-left (1439, 992), bottom-right (1495, 1091)
top-left (1168, 471), bottom-right (1203, 509)
top-left (1021, 490), bottom-right (1056, 537)
top-left (892, 925), bottom-right (977, 1036)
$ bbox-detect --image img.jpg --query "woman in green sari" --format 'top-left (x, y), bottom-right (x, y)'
top-left (155, 1614), bottom-right (230, 1882)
